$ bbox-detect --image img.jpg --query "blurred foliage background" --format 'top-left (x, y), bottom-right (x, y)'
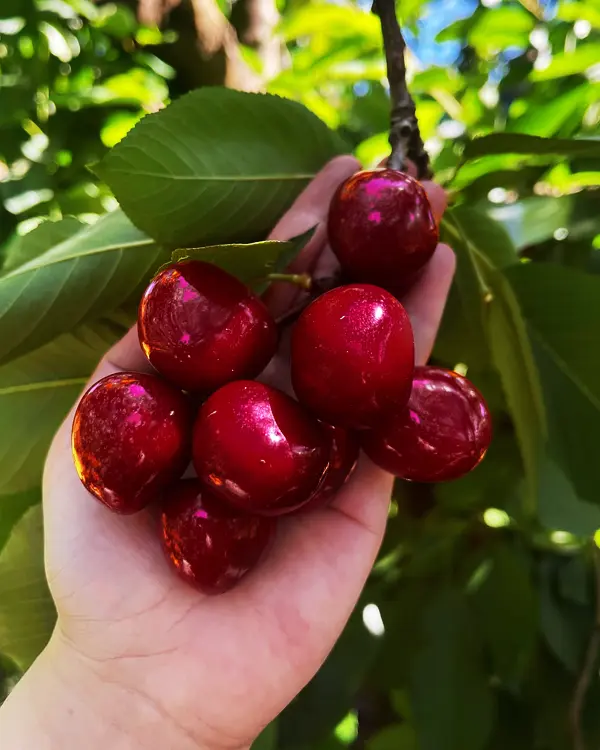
top-left (0, 0), bottom-right (599, 748)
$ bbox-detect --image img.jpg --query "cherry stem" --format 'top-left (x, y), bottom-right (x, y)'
top-left (274, 272), bottom-right (342, 328)
top-left (266, 272), bottom-right (313, 290)
top-left (373, 0), bottom-right (432, 179)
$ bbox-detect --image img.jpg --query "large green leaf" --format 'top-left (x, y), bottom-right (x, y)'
top-left (0, 505), bottom-right (55, 670)
top-left (462, 134), bottom-right (600, 162)
top-left (442, 209), bottom-right (544, 513)
top-left (472, 544), bottom-right (537, 684)
top-left (410, 588), bottom-right (495, 750)
top-left (436, 210), bottom-right (491, 370)
top-left (2, 217), bottom-right (83, 273)
top-left (488, 192), bottom-right (599, 250)
top-left (507, 85), bottom-right (596, 138)
top-left (0, 488), bottom-right (40, 552)
top-left (539, 555), bottom-right (592, 673)
top-left (506, 263), bottom-right (600, 503)
top-left (95, 88), bottom-right (345, 247)
top-left (0, 322), bottom-right (122, 495)
top-left (538, 456), bottom-right (600, 536)
top-left (367, 724), bottom-right (417, 750)
top-left (0, 210), bottom-right (162, 365)
top-left (169, 227), bottom-right (316, 292)
top-left (487, 269), bottom-right (545, 514)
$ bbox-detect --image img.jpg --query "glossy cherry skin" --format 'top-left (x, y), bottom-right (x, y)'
top-left (138, 260), bottom-right (278, 393)
top-left (160, 479), bottom-right (275, 595)
top-left (72, 372), bottom-right (192, 514)
top-left (328, 169), bottom-right (438, 291)
top-left (361, 367), bottom-right (492, 482)
top-left (290, 284), bottom-right (415, 429)
top-left (193, 381), bottom-right (329, 515)
top-left (297, 424), bottom-right (359, 513)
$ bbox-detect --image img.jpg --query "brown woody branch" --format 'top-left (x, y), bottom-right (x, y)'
top-left (373, 0), bottom-right (431, 178)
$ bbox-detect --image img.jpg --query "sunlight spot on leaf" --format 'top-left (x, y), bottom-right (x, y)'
top-left (334, 711), bottom-right (358, 745)
top-left (483, 508), bottom-right (510, 528)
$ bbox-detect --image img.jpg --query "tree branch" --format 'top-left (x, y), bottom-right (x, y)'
top-left (569, 545), bottom-right (600, 750)
top-left (372, 0), bottom-right (431, 179)
top-left (239, 0), bottom-right (284, 79)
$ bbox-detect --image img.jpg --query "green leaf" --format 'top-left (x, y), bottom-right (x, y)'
top-left (488, 692), bottom-right (534, 750)
top-left (468, 7), bottom-right (535, 58)
top-left (0, 505), bottom-right (56, 670)
top-left (462, 134), bottom-right (600, 162)
top-left (505, 263), bottom-right (600, 503)
top-left (488, 196), bottom-right (572, 250)
top-left (410, 588), bottom-right (495, 750)
top-left (442, 209), bottom-right (544, 512)
top-left (450, 205), bottom-right (519, 269)
top-left (367, 724), bottom-right (417, 750)
top-left (438, 205), bottom-right (518, 372)
top-left (530, 44), bottom-right (600, 81)
top-left (486, 268), bottom-right (546, 514)
top-left (95, 88), bottom-right (345, 247)
top-left (0, 210), bottom-right (163, 365)
top-left (2, 218), bottom-right (83, 273)
top-left (472, 544), bottom-right (537, 683)
top-left (508, 85), bottom-right (595, 138)
top-left (278, 604), bottom-right (383, 747)
top-left (539, 456), bottom-right (600, 536)
top-left (252, 721), bottom-right (278, 750)
top-left (0, 322), bottom-right (122, 495)
top-left (539, 555), bottom-right (591, 673)
top-left (0, 488), bottom-right (40, 552)
top-left (437, 211), bottom-right (490, 370)
top-left (168, 226), bottom-right (316, 292)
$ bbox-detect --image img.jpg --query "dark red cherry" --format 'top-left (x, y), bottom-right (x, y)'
top-left (290, 284), bottom-right (415, 429)
top-left (160, 479), bottom-right (275, 595)
top-left (193, 380), bottom-right (329, 515)
top-left (361, 366), bottom-right (492, 482)
top-left (72, 372), bottom-right (191, 514)
top-left (138, 260), bottom-right (278, 393)
top-left (297, 424), bottom-right (359, 513)
top-left (328, 169), bottom-right (438, 291)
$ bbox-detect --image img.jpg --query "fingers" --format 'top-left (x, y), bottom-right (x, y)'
top-left (263, 155), bottom-right (360, 317)
top-left (268, 155), bottom-right (361, 243)
top-left (422, 180), bottom-right (447, 224)
top-left (92, 326), bottom-right (153, 381)
top-left (402, 243), bottom-right (456, 365)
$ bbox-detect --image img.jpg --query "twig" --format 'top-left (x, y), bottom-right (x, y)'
top-left (372, 0), bottom-right (431, 179)
top-left (569, 545), bottom-right (600, 750)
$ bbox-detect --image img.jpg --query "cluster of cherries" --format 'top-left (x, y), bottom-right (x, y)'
top-left (72, 169), bottom-right (492, 595)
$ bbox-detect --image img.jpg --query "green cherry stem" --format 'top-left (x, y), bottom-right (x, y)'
top-left (266, 272), bottom-right (313, 290)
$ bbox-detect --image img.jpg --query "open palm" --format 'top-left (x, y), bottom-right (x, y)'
top-left (42, 156), bottom-right (455, 750)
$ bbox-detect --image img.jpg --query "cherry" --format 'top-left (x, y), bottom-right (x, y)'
top-left (160, 479), bottom-right (275, 594)
top-left (361, 366), bottom-right (492, 482)
top-left (297, 423), bottom-right (359, 513)
top-left (193, 380), bottom-right (329, 515)
top-left (72, 372), bottom-right (191, 514)
top-left (290, 284), bottom-right (415, 429)
top-left (138, 260), bottom-right (278, 393)
top-left (327, 169), bottom-right (438, 291)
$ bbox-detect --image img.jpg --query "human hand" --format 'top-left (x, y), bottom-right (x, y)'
top-left (0, 156), bottom-right (455, 750)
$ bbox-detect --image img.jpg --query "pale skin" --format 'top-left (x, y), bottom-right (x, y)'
top-left (0, 156), bottom-right (455, 750)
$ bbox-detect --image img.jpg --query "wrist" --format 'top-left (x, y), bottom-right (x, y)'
top-left (0, 630), bottom-right (240, 750)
